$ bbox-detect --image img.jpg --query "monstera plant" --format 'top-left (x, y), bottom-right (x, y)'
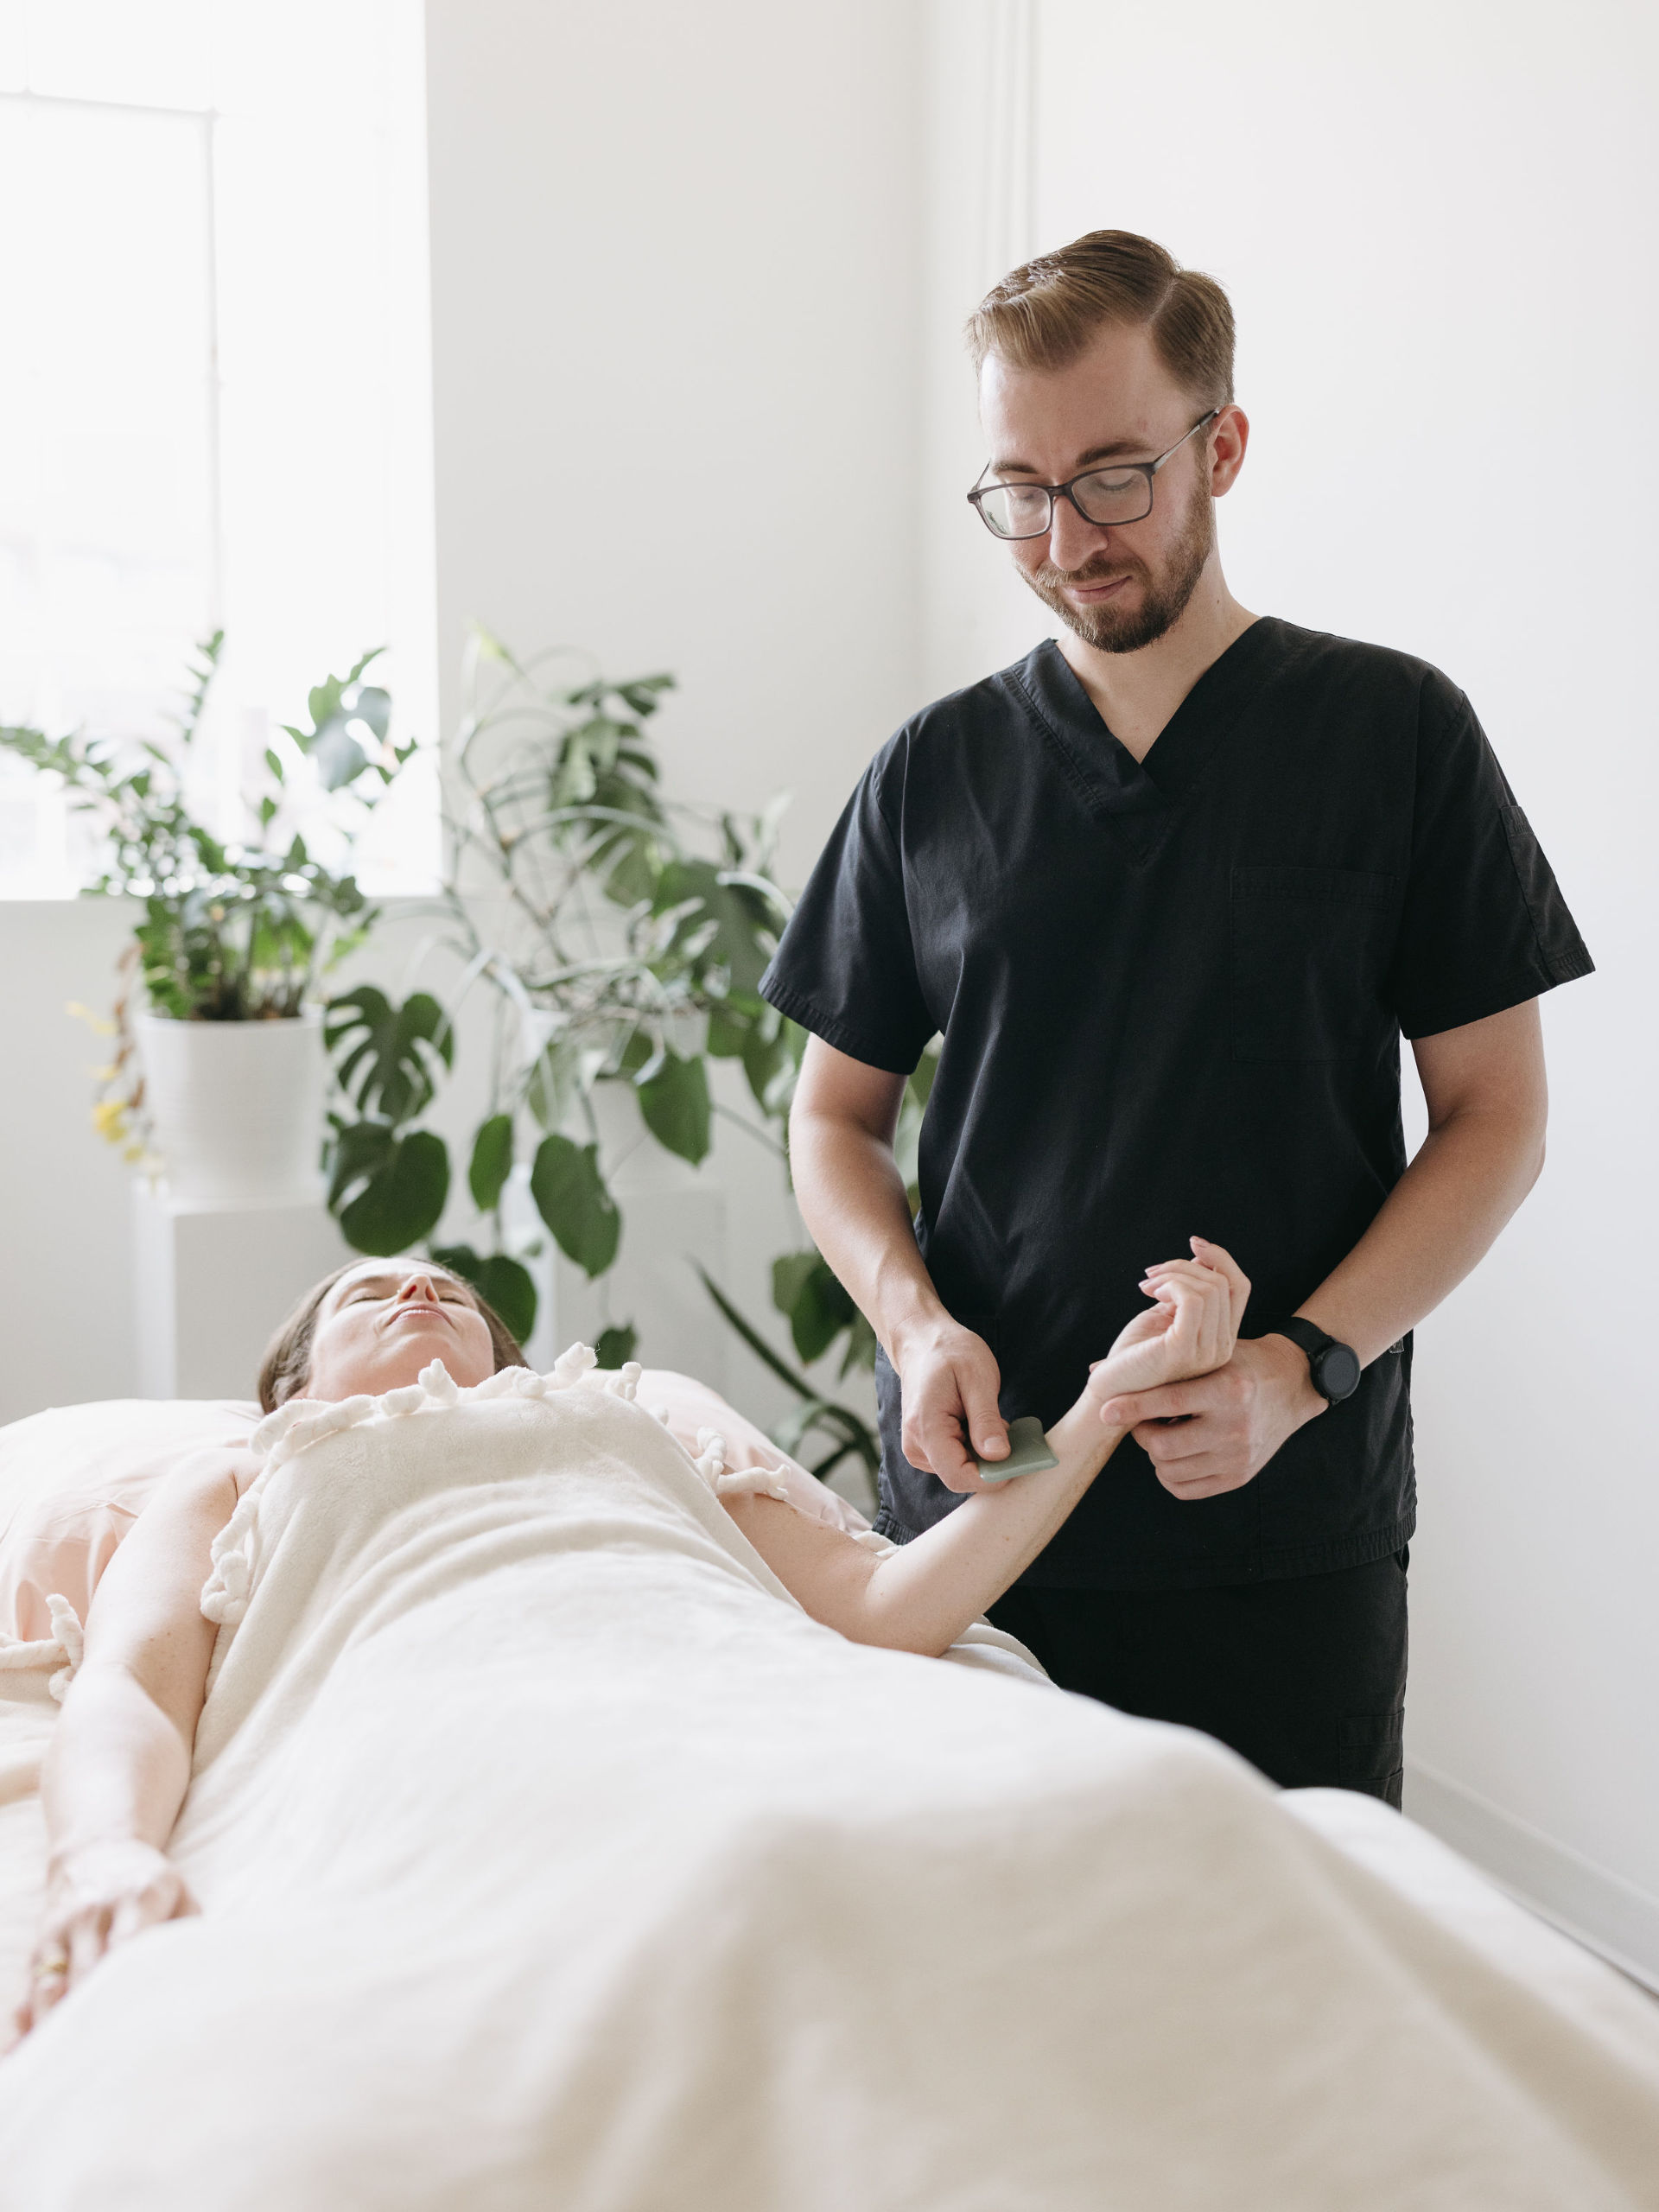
top-left (322, 630), bottom-right (935, 1485)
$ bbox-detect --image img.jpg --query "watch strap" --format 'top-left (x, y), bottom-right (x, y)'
top-left (1275, 1316), bottom-right (1336, 1368)
top-left (1274, 1316), bottom-right (1360, 1403)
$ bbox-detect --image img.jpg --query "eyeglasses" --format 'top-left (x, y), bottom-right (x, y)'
top-left (967, 407), bottom-right (1222, 541)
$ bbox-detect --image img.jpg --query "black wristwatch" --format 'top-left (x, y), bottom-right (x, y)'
top-left (1274, 1318), bottom-right (1362, 1405)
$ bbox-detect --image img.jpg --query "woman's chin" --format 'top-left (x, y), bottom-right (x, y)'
top-left (321, 1335), bottom-right (492, 1401)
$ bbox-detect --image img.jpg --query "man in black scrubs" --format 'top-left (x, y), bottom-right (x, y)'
top-left (759, 231), bottom-right (1592, 1803)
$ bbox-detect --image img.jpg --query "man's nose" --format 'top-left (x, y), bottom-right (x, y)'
top-left (1045, 493), bottom-right (1112, 573)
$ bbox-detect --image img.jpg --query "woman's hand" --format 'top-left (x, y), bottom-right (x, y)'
top-left (1083, 1239), bottom-right (1250, 1414)
top-left (12, 1840), bottom-right (195, 2039)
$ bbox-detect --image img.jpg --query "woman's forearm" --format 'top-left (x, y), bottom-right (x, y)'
top-left (855, 1401), bottom-right (1126, 1655)
top-left (42, 1666), bottom-right (195, 1866)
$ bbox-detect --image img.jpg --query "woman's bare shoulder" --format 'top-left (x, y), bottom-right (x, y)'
top-left (167, 1441), bottom-right (263, 1502)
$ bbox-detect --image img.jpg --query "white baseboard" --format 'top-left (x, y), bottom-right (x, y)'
top-left (1405, 1760), bottom-right (1659, 1993)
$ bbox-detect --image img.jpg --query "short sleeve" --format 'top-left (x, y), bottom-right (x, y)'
top-left (760, 754), bottom-right (934, 1074)
top-left (1384, 680), bottom-right (1593, 1040)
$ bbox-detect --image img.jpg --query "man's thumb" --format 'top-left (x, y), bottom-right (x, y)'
top-left (960, 1370), bottom-right (1009, 1459)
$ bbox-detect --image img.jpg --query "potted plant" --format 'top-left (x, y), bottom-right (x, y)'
top-left (322, 630), bottom-right (937, 1490)
top-left (2, 633), bottom-right (418, 1204)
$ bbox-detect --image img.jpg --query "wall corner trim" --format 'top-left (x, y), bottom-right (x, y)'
top-left (1405, 1760), bottom-right (1659, 1993)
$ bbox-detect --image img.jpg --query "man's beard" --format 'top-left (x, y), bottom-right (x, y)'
top-left (1023, 485), bottom-right (1215, 654)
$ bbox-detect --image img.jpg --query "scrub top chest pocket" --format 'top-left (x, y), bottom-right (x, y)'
top-left (1230, 865), bottom-right (1399, 1064)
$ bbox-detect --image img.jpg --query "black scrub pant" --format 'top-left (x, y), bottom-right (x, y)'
top-left (987, 1548), bottom-right (1409, 1806)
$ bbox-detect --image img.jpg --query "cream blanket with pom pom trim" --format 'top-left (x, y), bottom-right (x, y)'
top-left (3, 1350), bottom-right (1658, 2210)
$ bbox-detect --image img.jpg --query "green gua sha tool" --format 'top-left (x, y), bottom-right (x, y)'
top-left (976, 1414), bottom-right (1058, 1484)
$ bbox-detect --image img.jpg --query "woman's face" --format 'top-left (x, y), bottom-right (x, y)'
top-left (304, 1261), bottom-right (497, 1402)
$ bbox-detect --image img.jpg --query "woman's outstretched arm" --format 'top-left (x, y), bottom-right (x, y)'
top-left (13, 1450), bottom-right (245, 2039)
top-left (724, 1242), bottom-right (1249, 1658)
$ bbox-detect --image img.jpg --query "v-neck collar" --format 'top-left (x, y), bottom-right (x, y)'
top-left (1012, 618), bottom-right (1284, 864)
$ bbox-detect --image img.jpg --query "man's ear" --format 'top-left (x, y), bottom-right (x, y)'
top-left (1210, 405), bottom-right (1249, 498)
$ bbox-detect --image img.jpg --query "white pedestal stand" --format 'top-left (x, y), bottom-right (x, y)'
top-left (132, 1184), bottom-right (352, 1401)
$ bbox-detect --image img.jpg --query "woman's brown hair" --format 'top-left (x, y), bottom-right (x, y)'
top-left (257, 1262), bottom-right (530, 1413)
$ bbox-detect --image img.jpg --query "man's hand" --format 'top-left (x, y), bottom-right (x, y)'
top-left (893, 1318), bottom-right (1009, 1493)
top-left (1099, 1330), bottom-right (1325, 1500)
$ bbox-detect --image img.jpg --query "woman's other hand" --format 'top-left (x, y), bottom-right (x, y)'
top-left (12, 1840), bottom-right (195, 2039)
top-left (1084, 1239), bottom-right (1250, 1415)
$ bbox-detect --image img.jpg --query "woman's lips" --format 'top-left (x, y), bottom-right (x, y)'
top-left (385, 1304), bottom-right (451, 1328)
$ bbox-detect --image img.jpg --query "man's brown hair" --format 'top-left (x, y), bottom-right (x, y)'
top-left (257, 1262), bottom-right (530, 1413)
top-left (967, 230), bottom-right (1235, 408)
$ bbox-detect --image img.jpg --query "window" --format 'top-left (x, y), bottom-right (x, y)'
top-left (0, 0), bottom-right (437, 895)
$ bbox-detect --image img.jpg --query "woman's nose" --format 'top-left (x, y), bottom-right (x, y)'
top-left (397, 1269), bottom-right (441, 1303)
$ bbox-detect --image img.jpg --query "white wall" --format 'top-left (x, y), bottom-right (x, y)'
top-left (423, 0), bottom-right (923, 888)
top-left (418, 0), bottom-right (923, 1433)
top-left (0, 0), bottom-right (924, 1440)
top-left (921, 0), bottom-right (1659, 1968)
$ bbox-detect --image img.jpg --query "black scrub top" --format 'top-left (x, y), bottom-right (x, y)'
top-left (760, 618), bottom-right (1593, 1590)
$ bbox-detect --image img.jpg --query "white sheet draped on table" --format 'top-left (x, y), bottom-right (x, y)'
top-left (2, 1363), bottom-right (1656, 2210)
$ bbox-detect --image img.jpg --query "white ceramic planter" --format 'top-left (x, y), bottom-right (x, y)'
top-left (136, 1008), bottom-right (328, 1205)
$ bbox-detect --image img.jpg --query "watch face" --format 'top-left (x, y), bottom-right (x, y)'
top-left (1315, 1343), bottom-right (1362, 1402)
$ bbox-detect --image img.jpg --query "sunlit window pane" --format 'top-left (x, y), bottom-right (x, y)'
top-left (0, 1), bottom-right (25, 94)
top-left (22, 0), bottom-right (214, 112)
top-left (0, 102), bottom-right (213, 729)
top-left (0, 0), bottom-right (437, 899)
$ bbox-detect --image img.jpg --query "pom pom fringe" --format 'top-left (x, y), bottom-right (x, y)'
top-left (200, 1347), bottom-right (626, 1631)
top-left (0, 1592), bottom-right (86, 1702)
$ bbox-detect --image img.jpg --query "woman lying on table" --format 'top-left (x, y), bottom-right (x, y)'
top-left (16, 1235), bottom-right (1247, 2033)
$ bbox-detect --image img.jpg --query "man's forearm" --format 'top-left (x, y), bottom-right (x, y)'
top-left (790, 1106), bottom-right (948, 1360)
top-left (1298, 1102), bottom-right (1546, 1366)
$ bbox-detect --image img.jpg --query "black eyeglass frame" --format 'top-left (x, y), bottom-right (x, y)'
top-left (966, 406), bottom-right (1223, 541)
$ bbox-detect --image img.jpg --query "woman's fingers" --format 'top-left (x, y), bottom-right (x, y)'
top-left (67, 1904), bottom-right (112, 1993)
top-left (14, 1889), bottom-right (188, 2041)
top-left (1161, 1271), bottom-right (1210, 1371)
top-left (1190, 1236), bottom-right (1251, 1332)
top-left (1154, 1262), bottom-right (1231, 1375)
top-left (1142, 1243), bottom-right (1249, 1363)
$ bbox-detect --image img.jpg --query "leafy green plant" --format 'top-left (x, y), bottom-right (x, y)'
top-left (324, 987), bottom-right (455, 1255)
top-left (2, 636), bottom-right (413, 1021)
top-left (699, 1268), bottom-right (881, 1488)
top-left (3, 634), bottom-right (419, 1157)
top-left (322, 629), bottom-right (936, 1481)
top-left (325, 632), bottom-right (792, 1292)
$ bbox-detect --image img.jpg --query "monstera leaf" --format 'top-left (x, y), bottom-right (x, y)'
top-left (467, 1114), bottom-right (514, 1211)
top-left (594, 1322), bottom-right (639, 1368)
top-left (326, 987), bottom-right (454, 1128)
top-left (635, 1049), bottom-right (709, 1165)
top-left (651, 858), bottom-right (776, 997)
top-left (328, 1123), bottom-right (450, 1255)
top-left (529, 1135), bottom-right (620, 1278)
top-left (772, 1249), bottom-right (857, 1365)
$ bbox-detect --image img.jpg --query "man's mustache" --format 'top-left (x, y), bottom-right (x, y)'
top-left (1036, 556), bottom-right (1146, 588)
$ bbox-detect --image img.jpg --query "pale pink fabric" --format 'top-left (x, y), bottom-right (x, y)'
top-left (0, 1370), bottom-right (866, 1642)
top-left (0, 1400), bottom-right (259, 1643)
